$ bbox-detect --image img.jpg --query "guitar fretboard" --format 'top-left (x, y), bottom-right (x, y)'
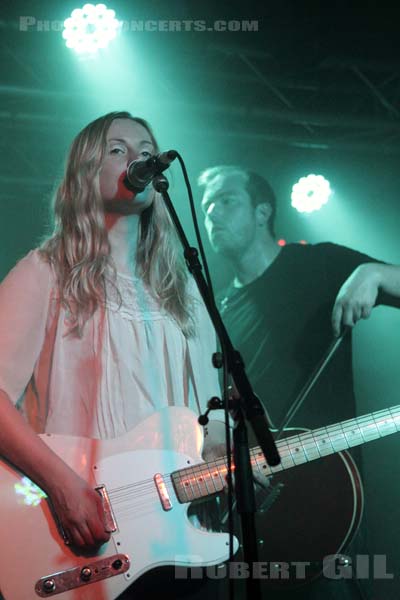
top-left (171, 405), bottom-right (400, 503)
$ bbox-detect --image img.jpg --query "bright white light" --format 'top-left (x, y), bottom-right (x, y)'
top-left (291, 174), bottom-right (332, 213)
top-left (14, 476), bottom-right (47, 507)
top-left (63, 3), bottom-right (120, 54)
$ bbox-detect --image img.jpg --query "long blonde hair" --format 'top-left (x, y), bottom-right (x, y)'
top-left (40, 111), bottom-right (193, 336)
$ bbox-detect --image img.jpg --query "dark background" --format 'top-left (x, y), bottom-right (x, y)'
top-left (1, 2), bottom-right (399, 598)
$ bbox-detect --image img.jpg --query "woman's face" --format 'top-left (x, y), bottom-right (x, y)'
top-left (100, 118), bottom-right (155, 215)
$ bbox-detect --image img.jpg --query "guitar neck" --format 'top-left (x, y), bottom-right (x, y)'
top-left (172, 405), bottom-right (400, 503)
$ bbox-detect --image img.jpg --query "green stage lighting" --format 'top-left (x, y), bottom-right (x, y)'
top-left (63, 3), bottom-right (120, 54)
top-left (291, 174), bottom-right (332, 213)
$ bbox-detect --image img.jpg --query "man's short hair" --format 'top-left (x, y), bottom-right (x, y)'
top-left (198, 165), bottom-right (277, 238)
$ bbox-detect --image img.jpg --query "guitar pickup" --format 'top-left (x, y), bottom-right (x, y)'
top-left (154, 473), bottom-right (173, 511)
top-left (95, 484), bottom-right (118, 532)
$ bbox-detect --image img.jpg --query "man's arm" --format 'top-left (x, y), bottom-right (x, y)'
top-left (332, 263), bottom-right (400, 337)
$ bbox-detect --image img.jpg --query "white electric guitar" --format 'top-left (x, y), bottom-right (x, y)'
top-left (0, 404), bottom-right (400, 599)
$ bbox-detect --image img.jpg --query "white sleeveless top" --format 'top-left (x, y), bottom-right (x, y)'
top-left (0, 251), bottom-right (220, 439)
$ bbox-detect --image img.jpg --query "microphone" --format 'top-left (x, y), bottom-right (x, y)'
top-left (124, 150), bottom-right (178, 192)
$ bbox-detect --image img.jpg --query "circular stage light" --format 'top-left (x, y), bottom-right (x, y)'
top-left (63, 3), bottom-right (120, 54)
top-left (291, 174), bottom-right (332, 213)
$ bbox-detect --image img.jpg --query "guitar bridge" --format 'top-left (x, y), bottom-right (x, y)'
top-left (95, 484), bottom-right (118, 532)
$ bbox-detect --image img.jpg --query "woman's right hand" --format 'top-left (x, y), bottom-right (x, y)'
top-left (48, 470), bottom-right (111, 549)
top-left (0, 391), bottom-right (111, 550)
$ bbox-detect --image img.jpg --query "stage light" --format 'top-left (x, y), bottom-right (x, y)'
top-left (63, 3), bottom-right (120, 54)
top-left (291, 174), bottom-right (332, 213)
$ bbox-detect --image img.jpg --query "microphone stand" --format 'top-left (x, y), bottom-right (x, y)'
top-left (152, 175), bottom-right (281, 600)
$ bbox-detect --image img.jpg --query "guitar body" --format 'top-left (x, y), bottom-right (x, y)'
top-left (0, 407), bottom-right (235, 600)
top-left (1, 401), bottom-right (393, 597)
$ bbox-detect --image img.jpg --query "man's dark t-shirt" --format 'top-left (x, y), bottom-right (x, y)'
top-left (219, 242), bottom-right (387, 431)
top-left (215, 242), bottom-right (399, 599)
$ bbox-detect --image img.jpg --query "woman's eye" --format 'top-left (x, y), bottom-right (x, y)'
top-left (141, 151), bottom-right (153, 158)
top-left (110, 147), bottom-right (125, 155)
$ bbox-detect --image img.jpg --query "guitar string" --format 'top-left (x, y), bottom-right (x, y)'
top-left (108, 431), bottom-right (400, 508)
top-left (108, 473), bottom-right (206, 520)
top-left (106, 459), bottom-right (224, 505)
top-left (106, 455), bottom-right (227, 496)
top-left (104, 409), bottom-right (400, 507)
top-left (251, 409), bottom-right (400, 468)
top-left (111, 419), bottom-right (373, 514)
top-left (110, 472), bottom-right (226, 522)
top-left (107, 457), bottom-right (229, 513)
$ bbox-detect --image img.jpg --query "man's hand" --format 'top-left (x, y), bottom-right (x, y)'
top-left (332, 263), bottom-right (379, 337)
